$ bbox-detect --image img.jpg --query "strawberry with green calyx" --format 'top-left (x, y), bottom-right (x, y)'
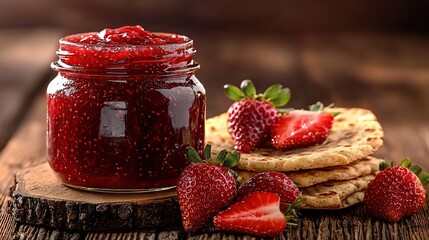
top-left (271, 101), bottom-right (335, 150)
top-left (236, 171), bottom-right (301, 212)
top-left (225, 80), bottom-right (291, 153)
top-left (214, 191), bottom-right (300, 238)
top-left (364, 158), bottom-right (429, 222)
top-left (177, 145), bottom-right (240, 232)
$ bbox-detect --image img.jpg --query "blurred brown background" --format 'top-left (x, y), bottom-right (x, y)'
top-left (0, 0), bottom-right (428, 152)
top-left (2, 1), bottom-right (429, 33)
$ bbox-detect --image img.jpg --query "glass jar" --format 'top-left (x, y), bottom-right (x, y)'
top-left (47, 26), bottom-right (205, 192)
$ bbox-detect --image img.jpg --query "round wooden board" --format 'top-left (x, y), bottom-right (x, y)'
top-left (8, 162), bottom-right (182, 231)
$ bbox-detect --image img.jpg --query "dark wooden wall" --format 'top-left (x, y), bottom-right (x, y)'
top-left (1, 0), bottom-right (429, 34)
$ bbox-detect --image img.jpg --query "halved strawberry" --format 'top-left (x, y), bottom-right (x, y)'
top-left (271, 110), bottom-right (334, 149)
top-left (214, 191), bottom-right (286, 237)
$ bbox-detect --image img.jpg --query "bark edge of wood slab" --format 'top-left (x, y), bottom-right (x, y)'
top-left (7, 162), bottom-right (182, 231)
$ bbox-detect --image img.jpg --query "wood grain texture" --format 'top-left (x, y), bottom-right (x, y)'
top-left (0, 94), bottom-right (47, 240)
top-left (0, 29), bottom-right (61, 151)
top-left (9, 163), bottom-right (181, 231)
top-left (1, 32), bottom-right (429, 239)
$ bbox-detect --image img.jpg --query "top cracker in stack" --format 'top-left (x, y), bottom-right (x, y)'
top-left (205, 108), bottom-right (384, 209)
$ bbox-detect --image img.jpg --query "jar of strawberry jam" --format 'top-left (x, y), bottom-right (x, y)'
top-left (47, 26), bottom-right (205, 192)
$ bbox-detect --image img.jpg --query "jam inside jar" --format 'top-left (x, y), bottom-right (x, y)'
top-left (47, 26), bottom-right (205, 192)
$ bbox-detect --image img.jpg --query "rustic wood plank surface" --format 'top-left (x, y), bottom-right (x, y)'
top-left (0, 30), bottom-right (429, 239)
top-left (0, 29), bottom-right (61, 151)
top-left (9, 163), bottom-right (181, 231)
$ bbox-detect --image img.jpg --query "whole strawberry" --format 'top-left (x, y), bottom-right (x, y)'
top-left (176, 145), bottom-right (240, 232)
top-left (237, 172), bottom-right (301, 211)
top-left (225, 80), bottom-right (291, 153)
top-left (364, 159), bottom-right (429, 222)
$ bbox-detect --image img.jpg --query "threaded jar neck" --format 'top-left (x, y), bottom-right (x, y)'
top-left (52, 31), bottom-right (199, 76)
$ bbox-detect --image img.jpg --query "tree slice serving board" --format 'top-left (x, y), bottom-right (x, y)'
top-left (8, 162), bottom-right (182, 231)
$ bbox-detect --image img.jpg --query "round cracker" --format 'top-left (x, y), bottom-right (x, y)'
top-left (236, 156), bottom-right (382, 188)
top-left (205, 108), bottom-right (383, 172)
top-left (301, 174), bottom-right (375, 209)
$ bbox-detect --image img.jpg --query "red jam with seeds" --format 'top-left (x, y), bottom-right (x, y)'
top-left (47, 26), bottom-right (205, 192)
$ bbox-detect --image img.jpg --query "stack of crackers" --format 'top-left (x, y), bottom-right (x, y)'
top-left (205, 108), bottom-right (384, 209)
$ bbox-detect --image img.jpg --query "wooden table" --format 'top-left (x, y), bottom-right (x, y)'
top-left (0, 29), bottom-right (428, 239)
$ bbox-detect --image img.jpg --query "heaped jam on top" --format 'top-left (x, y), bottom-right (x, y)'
top-left (47, 26), bottom-right (205, 191)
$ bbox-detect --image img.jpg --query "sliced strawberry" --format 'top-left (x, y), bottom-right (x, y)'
top-left (213, 191), bottom-right (286, 238)
top-left (271, 110), bottom-right (334, 149)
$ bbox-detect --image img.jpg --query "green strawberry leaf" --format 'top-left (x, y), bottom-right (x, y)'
top-left (186, 147), bottom-right (203, 164)
top-left (240, 80), bottom-right (256, 99)
top-left (309, 101), bottom-right (324, 112)
top-left (379, 161), bottom-right (391, 171)
top-left (269, 88), bottom-right (291, 107)
top-left (409, 164), bottom-right (422, 176)
top-left (204, 145), bottom-right (212, 161)
top-left (216, 150), bottom-right (228, 165)
top-left (399, 158), bottom-right (412, 168)
top-left (283, 194), bottom-right (301, 226)
top-left (329, 111), bottom-right (341, 117)
top-left (223, 151), bottom-right (240, 168)
top-left (263, 84), bottom-right (282, 100)
top-left (309, 102), bottom-right (340, 117)
top-left (417, 172), bottom-right (429, 186)
top-left (224, 80), bottom-right (294, 109)
top-left (224, 84), bottom-right (245, 101)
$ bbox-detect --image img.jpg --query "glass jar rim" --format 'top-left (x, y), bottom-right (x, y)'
top-left (54, 32), bottom-right (198, 75)
top-left (59, 32), bottom-right (194, 48)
